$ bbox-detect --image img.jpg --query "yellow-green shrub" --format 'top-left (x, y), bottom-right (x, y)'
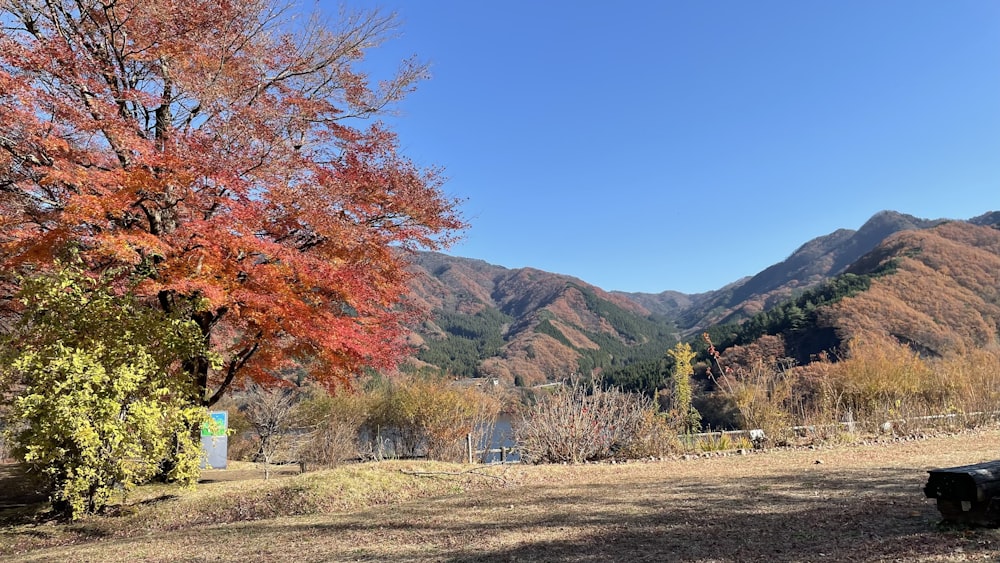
top-left (0, 266), bottom-right (209, 518)
top-left (666, 343), bottom-right (701, 434)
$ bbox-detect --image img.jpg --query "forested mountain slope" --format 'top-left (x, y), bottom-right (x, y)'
top-left (625, 211), bottom-right (944, 333)
top-left (707, 221), bottom-right (1000, 363)
top-left (403, 211), bottom-right (998, 384)
top-left (826, 221), bottom-right (1000, 356)
top-left (404, 253), bottom-right (678, 385)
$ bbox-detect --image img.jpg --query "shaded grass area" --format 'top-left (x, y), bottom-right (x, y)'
top-left (0, 460), bottom-right (514, 558)
top-left (0, 465), bottom-right (46, 511)
top-left (5, 432), bottom-right (1000, 561)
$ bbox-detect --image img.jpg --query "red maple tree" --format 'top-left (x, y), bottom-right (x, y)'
top-left (0, 0), bottom-right (464, 404)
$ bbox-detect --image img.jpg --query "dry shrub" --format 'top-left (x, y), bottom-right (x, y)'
top-left (927, 348), bottom-right (1000, 425)
top-left (809, 335), bottom-right (1000, 434)
top-left (790, 358), bottom-right (839, 421)
top-left (703, 334), bottom-right (794, 445)
top-left (515, 379), bottom-right (656, 464)
top-left (821, 334), bottom-right (939, 425)
top-left (223, 377), bottom-right (502, 467)
top-left (619, 410), bottom-right (682, 458)
top-left (293, 388), bottom-right (370, 467)
top-left (713, 360), bottom-right (795, 446)
top-left (701, 332), bottom-right (1000, 442)
top-left (365, 376), bottom-right (502, 462)
top-left (218, 385), bottom-right (364, 469)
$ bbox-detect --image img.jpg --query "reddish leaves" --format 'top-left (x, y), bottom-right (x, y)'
top-left (0, 0), bottom-right (463, 402)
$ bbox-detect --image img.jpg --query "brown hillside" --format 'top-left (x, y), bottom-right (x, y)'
top-left (403, 213), bottom-right (996, 385)
top-left (404, 252), bottom-right (675, 385)
top-left (821, 222), bottom-right (1000, 357)
top-left (662, 211), bottom-right (943, 332)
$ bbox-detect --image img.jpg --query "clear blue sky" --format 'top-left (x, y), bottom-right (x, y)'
top-left (323, 1), bottom-right (1000, 294)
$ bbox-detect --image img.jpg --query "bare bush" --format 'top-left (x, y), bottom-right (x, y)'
top-left (294, 389), bottom-right (369, 467)
top-left (244, 384), bottom-right (301, 479)
top-left (515, 378), bottom-right (656, 464)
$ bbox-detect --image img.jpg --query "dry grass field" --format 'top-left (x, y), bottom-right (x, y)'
top-left (5, 429), bottom-right (1000, 562)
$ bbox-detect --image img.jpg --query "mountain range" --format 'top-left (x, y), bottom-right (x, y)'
top-left (402, 210), bottom-right (1000, 386)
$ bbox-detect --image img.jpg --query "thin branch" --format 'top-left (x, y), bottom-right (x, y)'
top-left (399, 466), bottom-right (510, 485)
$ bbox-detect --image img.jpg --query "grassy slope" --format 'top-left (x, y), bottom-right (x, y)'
top-left (5, 432), bottom-right (1000, 562)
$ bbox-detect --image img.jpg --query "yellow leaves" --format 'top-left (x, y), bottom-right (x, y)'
top-left (0, 265), bottom-right (210, 517)
top-left (667, 342), bottom-right (697, 374)
top-left (667, 342), bottom-right (700, 434)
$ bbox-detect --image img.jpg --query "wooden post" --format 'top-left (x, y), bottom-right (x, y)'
top-left (466, 433), bottom-right (473, 464)
top-left (501, 447), bottom-right (507, 463)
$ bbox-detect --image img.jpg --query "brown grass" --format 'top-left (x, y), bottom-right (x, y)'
top-left (5, 431), bottom-right (1000, 562)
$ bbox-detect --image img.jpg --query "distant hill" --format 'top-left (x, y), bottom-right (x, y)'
top-left (404, 210), bottom-right (997, 383)
top-left (620, 210), bottom-right (944, 333)
top-left (970, 210), bottom-right (1000, 228)
top-left (707, 220), bottom-right (1000, 363)
top-left (404, 253), bottom-right (678, 386)
top-left (828, 221), bottom-right (1000, 356)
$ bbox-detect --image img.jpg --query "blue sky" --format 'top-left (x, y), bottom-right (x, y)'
top-left (323, 1), bottom-right (1000, 294)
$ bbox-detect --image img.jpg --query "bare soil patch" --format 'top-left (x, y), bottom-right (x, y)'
top-left (5, 430), bottom-right (1000, 561)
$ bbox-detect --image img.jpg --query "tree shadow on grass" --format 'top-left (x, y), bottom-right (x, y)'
top-left (450, 467), bottom-right (1000, 562)
top-left (275, 465), bottom-right (1000, 562)
top-left (10, 462), bottom-right (1000, 562)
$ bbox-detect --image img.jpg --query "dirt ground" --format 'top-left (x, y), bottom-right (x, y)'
top-left (6, 430), bottom-right (1000, 562)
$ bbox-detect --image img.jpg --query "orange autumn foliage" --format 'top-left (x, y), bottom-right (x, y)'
top-left (821, 223), bottom-right (1000, 358)
top-left (0, 1), bottom-right (464, 404)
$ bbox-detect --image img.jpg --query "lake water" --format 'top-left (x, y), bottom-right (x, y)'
top-left (478, 413), bottom-right (520, 463)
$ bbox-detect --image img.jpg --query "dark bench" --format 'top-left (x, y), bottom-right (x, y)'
top-left (924, 460), bottom-right (1000, 526)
